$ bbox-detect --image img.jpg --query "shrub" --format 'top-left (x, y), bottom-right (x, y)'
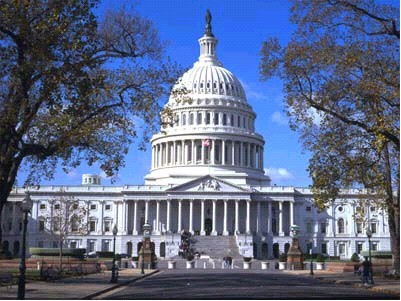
top-left (316, 254), bottom-right (325, 262)
top-left (132, 256), bottom-right (139, 261)
top-left (95, 251), bottom-right (114, 258)
top-left (360, 251), bottom-right (392, 259)
top-left (279, 253), bottom-right (287, 262)
top-left (243, 257), bottom-right (252, 262)
top-left (350, 253), bottom-right (360, 262)
top-left (29, 248), bottom-right (86, 259)
top-left (186, 254), bottom-right (194, 261)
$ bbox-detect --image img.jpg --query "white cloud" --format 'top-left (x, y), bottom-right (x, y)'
top-left (270, 111), bottom-right (288, 126)
top-left (239, 79), bottom-right (269, 101)
top-left (264, 167), bottom-right (294, 184)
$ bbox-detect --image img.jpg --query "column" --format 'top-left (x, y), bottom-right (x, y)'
top-left (166, 142), bottom-right (170, 165)
top-left (177, 200), bottom-right (182, 233)
top-left (223, 200), bottom-right (228, 235)
top-left (145, 200), bottom-right (149, 224)
top-left (268, 201), bottom-right (272, 234)
top-left (133, 201), bottom-right (138, 235)
top-left (181, 141), bottom-right (185, 165)
top-left (279, 201), bottom-right (284, 236)
top-left (256, 201), bottom-right (261, 234)
top-left (158, 144), bottom-right (162, 167)
top-left (124, 201), bottom-right (128, 234)
top-left (211, 139), bottom-right (215, 164)
top-left (231, 141), bottom-right (235, 165)
top-left (200, 200), bottom-right (206, 235)
top-left (260, 147), bottom-right (264, 169)
top-left (166, 200), bottom-right (171, 233)
top-left (201, 140), bottom-right (205, 164)
top-left (289, 201), bottom-right (294, 227)
top-left (247, 143), bottom-right (251, 167)
top-left (11, 203), bottom-right (16, 234)
top-left (191, 140), bottom-right (195, 164)
top-left (222, 140), bottom-right (226, 165)
top-left (246, 200), bottom-right (251, 234)
top-left (235, 200), bottom-right (239, 234)
top-left (240, 142), bottom-right (243, 166)
top-left (189, 200), bottom-right (193, 234)
top-left (173, 141), bottom-right (176, 165)
top-left (155, 201), bottom-right (160, 234)
top-left (211, 200), bottom-right (217, 235)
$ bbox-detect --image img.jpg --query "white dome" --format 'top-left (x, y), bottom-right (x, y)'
top-left (174, 62), bottom-right (247, 102)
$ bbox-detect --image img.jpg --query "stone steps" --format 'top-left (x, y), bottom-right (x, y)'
top-left (190, 236), bottom-right (240, 259)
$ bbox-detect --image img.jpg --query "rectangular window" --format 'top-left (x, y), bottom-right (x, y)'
top-left (105, 204), bottom-right (111, 211)
top-left (70, 241), bottom-right (77, 249)
top-left (371, 242), bottom-right (378, 251)
top-left (88, 241), bottom-right (95, 252)
top-left (40, 204), bottom-right (46, 210)
top-left (306, 206), bottom-right (311, 212)
top-left (320, 223), bottom-right (326, 234)
top-left (306, 223), bottom-right (312, 233)
top-left (8, 221), bottom-right (12, 231)
top-left (39, 220), bottom-right (45, 231)
top-left (72, 203), bottom-right (78, 210)
top-left (206, 112), bottom-right (211, 124)
top-left (104, 221), bottom-right (111, 232)
top-left (52, 241), bottom-right (58, 248)
top-left (197, 112), bottom-right (202, 124)
top-left (102, 241), bottom-right (110, 252)
top-left (357, 242), bottom-right (363, 254)
top-left (356, 222), bottom-right (363, 234)
top-left (371, 223), bottom-right (377, 234)
top-left (54, 204), bottom-right (60, 210)
top-left (321, 243), bottom-right (327, 254)
top-left (89, 221), bottom-right (96, 232)
top-left (339, 243), bottom-right (345, 255)
top-left (90, 204), bottom-right (97, 210)
top-left (38, 241), bottom-right (44, 248)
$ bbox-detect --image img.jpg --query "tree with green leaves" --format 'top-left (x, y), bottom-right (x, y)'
top-left (260, 0), bottom-right (399, 272)
top-left (0, 0), bottom-right (180, 251)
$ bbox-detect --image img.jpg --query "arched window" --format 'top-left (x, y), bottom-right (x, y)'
top-left (230, 115), bottom-right (234, 126)
top-left (189, 113), bottom-right (194, 125)
top-left (214, 113), bottom-right (219, 125)
top-left (182, 113), bottom-right (186, 126)
top-left (206, 112), bottom-right (211, 124)
top-left (197, 112), bottom-right (202, 124)
top-left (338, 218), bottom-right (345, 234)
top-left (222, 114), bottom-right (227, 125)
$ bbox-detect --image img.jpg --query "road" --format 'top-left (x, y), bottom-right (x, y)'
top-left (96, 270), bottom-right (397, 299)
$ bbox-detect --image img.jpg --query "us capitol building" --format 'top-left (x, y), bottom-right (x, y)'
top-left (4, 13), bottom-right (390, 260)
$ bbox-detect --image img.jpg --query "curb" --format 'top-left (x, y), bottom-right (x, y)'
top-left (82, 270), bottom-right (159, 299)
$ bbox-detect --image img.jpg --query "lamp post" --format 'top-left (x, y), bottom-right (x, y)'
top-left (366, 228), bottom-right (374, 285)
top-left (17, 191), bottom-right (33, 300)
top-left (110, 225), bottom-right (118, 283)
top-left (309, 240), bottom-right (314, 275)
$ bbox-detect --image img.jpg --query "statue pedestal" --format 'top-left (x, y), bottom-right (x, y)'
top-left (139, 238), bottom-right (156, 269)
top-left (287, 238), bottom-right (303, 270)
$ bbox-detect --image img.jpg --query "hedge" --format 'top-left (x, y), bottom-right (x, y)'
top-left (95, 251), bottom-right (114, 258)
top-left (29, 248), bottom-right (86, 259)
top-left (360, 251), bottom-right (392, 258)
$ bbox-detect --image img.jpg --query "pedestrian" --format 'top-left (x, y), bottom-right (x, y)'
top-left (361, 257), bottom-right (370, 285)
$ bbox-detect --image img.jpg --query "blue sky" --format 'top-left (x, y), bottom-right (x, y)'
top-left (18, 0), bottom-right (312, 187)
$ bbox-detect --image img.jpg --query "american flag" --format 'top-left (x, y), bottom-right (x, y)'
top-left (202, 139), bottom-right (210, 147)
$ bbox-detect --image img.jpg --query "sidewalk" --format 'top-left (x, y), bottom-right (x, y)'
top-left (282, 269), bottom-right (400, 297)
top-left (0, 269), bottom-right (157, 300)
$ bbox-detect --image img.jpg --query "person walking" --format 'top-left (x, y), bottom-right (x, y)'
top-left (361, 257), bottom-right (370, 285)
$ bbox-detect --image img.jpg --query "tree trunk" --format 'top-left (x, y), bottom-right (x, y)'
top-left (59, 237), bottom-right (63, 272)
top-left (383, 142), bottom-right (400, 274)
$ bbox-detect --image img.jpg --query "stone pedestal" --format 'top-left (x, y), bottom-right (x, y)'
top-left (138, 238), bottom-right (156, 269)
top-left (287, 237), bottom-right (303, 270)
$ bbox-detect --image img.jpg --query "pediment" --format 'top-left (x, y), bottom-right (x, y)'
top-left (166, 176), bottom-right (250, 193)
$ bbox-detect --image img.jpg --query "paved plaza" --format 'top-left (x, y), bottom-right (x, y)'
top-left (0, 268), bottom-right (399, 300)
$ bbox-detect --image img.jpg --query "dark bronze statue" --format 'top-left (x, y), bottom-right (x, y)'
top-left (205, 9), bottom-right (214, 37)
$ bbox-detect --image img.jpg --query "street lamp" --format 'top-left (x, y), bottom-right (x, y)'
top-left (309, 240), bottom-right (314, 275)
top-left (366, 228), bottom-right (374, 285)
top-left (17, 191), bottom-right (33, 300)
top-left (110, 225), bottom-right (118, 283)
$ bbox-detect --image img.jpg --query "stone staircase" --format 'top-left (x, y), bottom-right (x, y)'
top-left (190, 236), bottom-right (240, 259)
